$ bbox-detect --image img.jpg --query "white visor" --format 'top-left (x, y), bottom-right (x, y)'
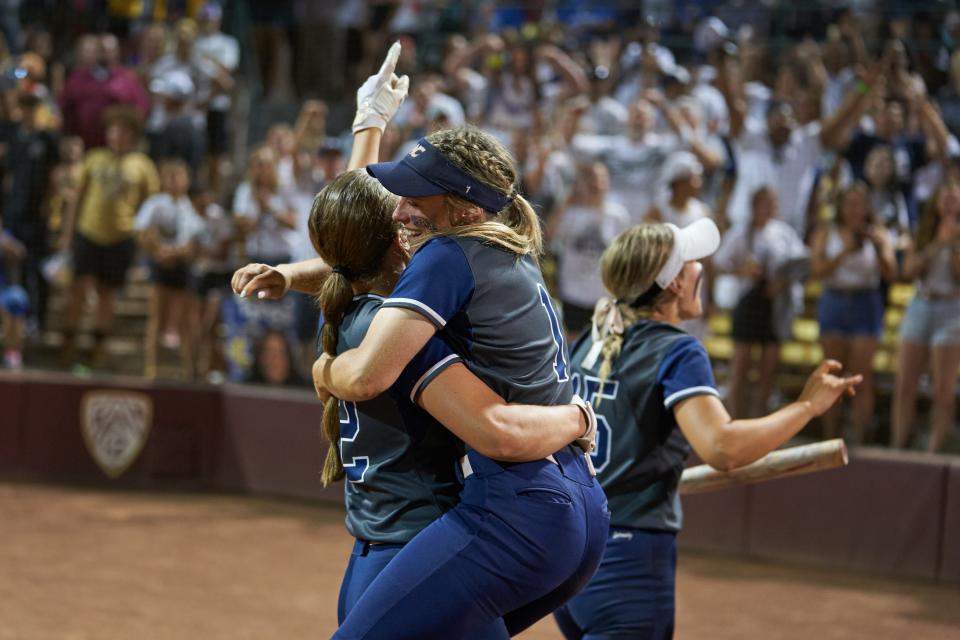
top-left (654, 218), bottom-right (721, 289)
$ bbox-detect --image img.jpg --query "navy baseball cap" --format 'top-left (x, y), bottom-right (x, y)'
top-left (367, 138), bottom-right (514, 213)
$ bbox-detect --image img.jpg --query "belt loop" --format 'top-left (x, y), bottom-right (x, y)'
top-left (459, 454), bottom-right (474, 480)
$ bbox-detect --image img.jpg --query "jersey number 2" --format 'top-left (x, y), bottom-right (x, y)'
top-left (571, 373), bottom-right (618, 474)
top-left (339, 401), bottom-right (369, 483)
top-left (538, 284), bottom-right (569, 382)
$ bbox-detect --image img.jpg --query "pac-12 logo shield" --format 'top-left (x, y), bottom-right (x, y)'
top-left (80, 391), bottom-right (154, 479)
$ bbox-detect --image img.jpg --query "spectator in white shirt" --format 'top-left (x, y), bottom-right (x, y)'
top-left (863, 144), bottom-right (911, 250)
top-left (892, 180), bottom-right (960, 452)
top-left (146, 19), bottom-right (222, 155)
top-left (573, 95), bottom-right (678, 223)
top-left (194, 2), bottom-right (239, 194)
top-left (820, 26), bottom-right (858, 119)
top-left (810, 182), bottom-right (896, 443)
top-left (714, 187), bottom-right (809, 417)
top-left (577, 43), bottom-right (628, 136)
top-left (443, 34), bottom-right (587, 137)
top-left (644, 151), bottom-right (710, 227)
top-left (613, 19), bottom-right (677, 107)
top-left (547, 160), bottom-right (630, 340)
top-left (190, 181), bottom-right (237, 381)
top-left (392, 73), bottom-right (465, 141)
top-left (718, 50), bottom-right (877, 237)
top-left (232, 146), bottom-right (296, 264)
top-left (135, 160), bottom-right (204, 379)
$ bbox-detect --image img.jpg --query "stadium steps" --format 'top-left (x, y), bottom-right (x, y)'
top-left (24, 265), bottom-right (184, 378)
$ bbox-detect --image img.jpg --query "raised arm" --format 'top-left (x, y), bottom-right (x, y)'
top-left (674, 360), bottom-right (860, 470)
top-left (916, 95), bottom-right (951, 163)
top-left (231, 43), bottom-right (409, 300)
top-left (717, 51), bottom-right (746, 139)
top-left (868, 225), bottom-right (898, 282)
top-left (838, 12), bottom-right (869, 68)
top-left (292, 100), bottom-right (326, 152)
top-left (350, 40), bottom-right (408, 165)
top-left (419, 363), bottom-right (590, 461)
top-left (819, 70), bottom-right (879, 151)
top-left (538, 44), bottom-right (589, 100)
top-left (443, 34), bottom-right (500, 80)
top-left (809, 224), bottom-right (849, 279)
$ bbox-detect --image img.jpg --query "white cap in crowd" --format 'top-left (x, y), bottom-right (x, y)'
top-left (661, 151), bottom-right (703, 186)
top-left (694, 17), bottom-right (729, 54)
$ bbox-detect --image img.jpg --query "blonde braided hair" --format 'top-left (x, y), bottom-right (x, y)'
top-left (590, 224), bottom-right (677, 403)
top-left (425, 126), bottom-right (543, 256)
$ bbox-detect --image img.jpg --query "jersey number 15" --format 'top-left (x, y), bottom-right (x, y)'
top-left (571, 373), bottom-right (618, 474)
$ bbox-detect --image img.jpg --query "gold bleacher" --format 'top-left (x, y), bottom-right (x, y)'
top-left (705, 281), bottom-right (917, 377)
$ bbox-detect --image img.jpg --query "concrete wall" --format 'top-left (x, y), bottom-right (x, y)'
top-left (1, 372), bottom-right (956, 581)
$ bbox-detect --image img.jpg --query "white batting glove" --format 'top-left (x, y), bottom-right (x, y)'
top-left (352, 41), bottom-right (410, 133)
top-left (570, 394), bottom-right (598, 454)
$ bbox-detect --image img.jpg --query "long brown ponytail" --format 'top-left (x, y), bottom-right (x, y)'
top-left (308, 169), bottom-right (399, 485)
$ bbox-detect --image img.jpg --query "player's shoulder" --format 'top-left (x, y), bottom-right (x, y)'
top-left (626, 318), bottom-right (688, 341)
top-left (338, 294), bottom-right (386, 350)
top-left (622, 320), bottom-right (693, 359)
top-left (406, 234), bottom-right (479, 279)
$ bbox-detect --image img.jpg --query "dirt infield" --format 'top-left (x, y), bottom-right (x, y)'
top-left (2, 483), bottom-right (958, 640)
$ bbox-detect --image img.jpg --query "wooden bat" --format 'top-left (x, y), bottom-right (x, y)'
top-left (679, 439), bottom-right (849, 495)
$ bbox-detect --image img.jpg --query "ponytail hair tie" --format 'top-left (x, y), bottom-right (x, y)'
top-left (331, 265), bottom-right (354, 279)
top-left (581, 298), bottom-right (624, 369)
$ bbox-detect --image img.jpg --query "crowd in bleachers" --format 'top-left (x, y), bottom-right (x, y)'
top-left (0, 1), bottom-right (958, 451)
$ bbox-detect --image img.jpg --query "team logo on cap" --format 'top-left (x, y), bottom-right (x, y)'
top-left (81, 391), bottom-right (153, 479)
top-left (409, 144), bottom-right (426, 158)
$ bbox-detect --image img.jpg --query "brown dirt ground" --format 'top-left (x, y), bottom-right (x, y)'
top-left (2, 483), bottom-right (958, 640)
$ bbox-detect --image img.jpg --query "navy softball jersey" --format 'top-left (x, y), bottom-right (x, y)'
top-left (325, 294), bottom-right (464, 545)
top-left (555, 319), bottom-right (720, 640)
top-left (334, 236), bottom-right (610, 640)
top-left (387, 236), bottom-right (572, 406)
top-left (321, 294), bottom-right (475, 626)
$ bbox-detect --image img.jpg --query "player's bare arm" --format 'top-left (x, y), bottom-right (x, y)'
top-left (232, 258), bottom-right (331, 299)
top-left (315, 307), bottom-right (436, 402)
top-left (673, 359), bottom-right (861, 471)
top-left (418, 363), bottom-right (592, 461)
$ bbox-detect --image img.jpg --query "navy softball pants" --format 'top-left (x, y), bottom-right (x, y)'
top-left (554, 528), bottom-right (677, 639)
top-left (333, 446), bottom-right (611, 639)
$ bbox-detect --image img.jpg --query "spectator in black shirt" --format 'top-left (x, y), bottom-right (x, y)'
top-left (844, 93), bottom-right (950, 226)
top-left (4, 92), bottom-right (59, 332)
